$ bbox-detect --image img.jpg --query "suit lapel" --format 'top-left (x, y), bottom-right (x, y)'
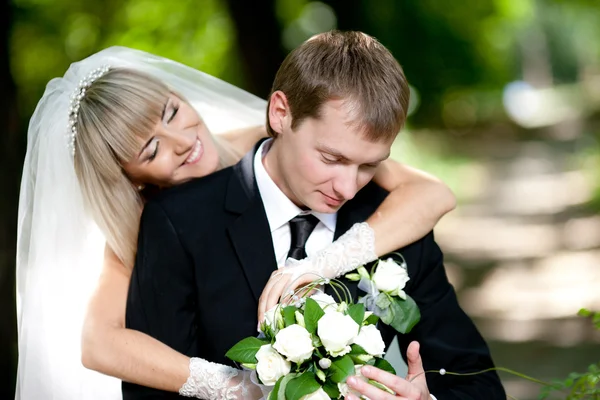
top-left (226, 141), bottom-right (278, 303)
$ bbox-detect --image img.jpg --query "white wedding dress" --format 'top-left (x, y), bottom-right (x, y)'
top-left (15, 47), bottom-right (267, 399)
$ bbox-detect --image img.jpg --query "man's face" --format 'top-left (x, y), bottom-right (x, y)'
top-left (268, 98), bottom-right (393, 213)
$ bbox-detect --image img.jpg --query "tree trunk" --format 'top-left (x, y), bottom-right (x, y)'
top-left (223, 0), bottom-right (285, 98)
top-left (0, 0), bottom-right (21, 397)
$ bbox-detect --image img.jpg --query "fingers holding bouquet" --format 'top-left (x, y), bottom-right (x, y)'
top-left (247, 254), bottom-right (423, 399)
top-left (257, 259), bottom-right (324, 327)
top-left (345, 341), bottom-right (430, 400)
top-left (232, 277), bottom-right (397, 400)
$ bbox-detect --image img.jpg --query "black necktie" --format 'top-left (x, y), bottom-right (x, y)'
top-left (287, 214), bottom-right (320, 260)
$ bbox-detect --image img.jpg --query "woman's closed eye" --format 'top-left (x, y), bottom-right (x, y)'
top-left (167, 105), bottom-right (179, 123)
top-left (148, 140), bottom-right (160, 161)
top-left (164, 102), bottom-right (179, 124)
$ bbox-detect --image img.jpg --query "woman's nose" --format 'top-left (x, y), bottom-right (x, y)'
top-left (163, 127), bottom-right (196, 155)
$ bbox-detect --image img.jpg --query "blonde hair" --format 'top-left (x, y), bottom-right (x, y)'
top-left (73, 68), bottom-right (237, 268)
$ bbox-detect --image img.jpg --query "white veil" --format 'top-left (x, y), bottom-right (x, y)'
top-left (16, 47), bottom-right (268, 399)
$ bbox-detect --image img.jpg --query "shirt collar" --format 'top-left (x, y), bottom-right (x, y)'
top-left (254, 139), bottom-right (336, 233)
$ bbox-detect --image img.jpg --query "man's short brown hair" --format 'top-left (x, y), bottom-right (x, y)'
top-left (266, 30), bottom-right (410, 142)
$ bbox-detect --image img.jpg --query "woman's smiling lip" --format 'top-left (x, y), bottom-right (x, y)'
top-left (184, 139), bottom-right (203, 165)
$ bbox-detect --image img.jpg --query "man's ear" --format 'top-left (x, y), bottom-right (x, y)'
top-left (268, 91), bottom-right (291, 136)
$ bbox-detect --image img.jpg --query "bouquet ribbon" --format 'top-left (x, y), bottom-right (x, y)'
top-left (357, 276), bottom-right (385, 318)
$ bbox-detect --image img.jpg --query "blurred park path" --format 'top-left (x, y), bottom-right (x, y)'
top-left (428, 124), bottom-right (600, 399)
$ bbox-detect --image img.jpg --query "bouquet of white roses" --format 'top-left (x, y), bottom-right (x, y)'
top-left (226, 279), bottom-right (397, 400)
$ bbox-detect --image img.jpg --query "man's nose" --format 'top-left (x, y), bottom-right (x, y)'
top-left (333, 166), bottom-right (358, 201)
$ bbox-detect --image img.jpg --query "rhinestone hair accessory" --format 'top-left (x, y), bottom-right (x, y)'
top-left (67, 65), bottom-right (111, 156)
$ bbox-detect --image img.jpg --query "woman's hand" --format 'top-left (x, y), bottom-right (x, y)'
top-left (257, 261), bottom-right (321, 325)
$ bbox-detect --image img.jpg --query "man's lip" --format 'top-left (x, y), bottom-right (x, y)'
top-left (321, 192), bottom-right (343, 204)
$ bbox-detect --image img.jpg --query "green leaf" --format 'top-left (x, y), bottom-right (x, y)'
top-left (345, 273), bottom-right (361, 281)
top-left (350, 344), bottom-right (367, 355)
top-left (261, 322), bottom-right (275, 342)
top-left (316, 368), bottom-right (326, 383)
top-left (285, 372), bottom-right (321, 400)
top-left (241, 363), bottom-right (256, 370)
top-left (283, 306), bottom-right (297, 327)
top-left (356, 354), bottom-right (374, 363)
top-left (329, 355), bottom-right (355, 383)
top-left (350, 355), bottom-right (368, 365)
top-left (357, 266), bottom-right (370, 280)
top-left (270, 373), bottom-right (297, 400)
top-left (374, 358), bottom-right (397, 375)
top-left (379, 305), bottom-right (393, 325)
top-left (323, 380), bottom-right (341, 398)
top-left (312, 334), bottom-right (323, 349)
top-left (387, 295), bottom-right (421, 334)
top-left (375, 292), bottom-right (391, 309)
top-left (368, 379), bottom-right (395, 394)
top-left (304, 298), bottom-right (326, 334)
top-left (347, 303), bottom-right (365, 327)
top-left (364, 313), bottom-right (380, 325)
top-left (295, 310), bottom-right (306, 328)
top-left (225, 337), bottom-right (266, 363)
top-left (578, 308), bottom-right (592, 317)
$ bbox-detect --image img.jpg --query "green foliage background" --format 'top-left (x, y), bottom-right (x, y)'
top-left (4, 0), bottom-right (600, 398)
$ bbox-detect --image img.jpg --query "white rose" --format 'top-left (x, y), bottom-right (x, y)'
top-left (317, 311), bottom-right (359, 357)
top-left (372, 258), bottom-right (410, 299)
top-left (262, 305), bottom-right (283, 333)
top-left (255, 344), bottom-right (291, 386)
top-left (273, 324), bottom-right (314, 363)
top-left (299, 387), bottom-right (330, 400)
top-left (310, 291), bottom-right (337, 313)
top-left (352, 324), bottom-right (386, 357)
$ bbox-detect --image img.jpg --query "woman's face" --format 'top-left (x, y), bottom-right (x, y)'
top-left (122, 94), bottom-right (220, 187)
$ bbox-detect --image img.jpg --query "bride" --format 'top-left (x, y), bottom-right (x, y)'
top-left (16, 46), bottom-right (455, 399)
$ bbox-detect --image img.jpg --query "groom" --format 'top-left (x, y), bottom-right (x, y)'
top-left (125, 31), bottom-right (505, 399)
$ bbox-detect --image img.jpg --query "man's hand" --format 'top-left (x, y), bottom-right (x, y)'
top-left (346, 341), bottom-right (430, 400)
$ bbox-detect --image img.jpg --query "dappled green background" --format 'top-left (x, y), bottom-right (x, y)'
top-left (2, 0), bottom-right (600, 398)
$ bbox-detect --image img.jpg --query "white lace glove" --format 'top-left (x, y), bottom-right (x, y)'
top-left (257, 222), bottom-right (377, 322)
top-left (282, 222), bottom-right (376, 281)
top-left (179, 358), bottom-right (262, 399)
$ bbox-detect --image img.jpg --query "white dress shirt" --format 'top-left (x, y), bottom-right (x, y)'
top-left (254, 140), bottom-right (337, 266)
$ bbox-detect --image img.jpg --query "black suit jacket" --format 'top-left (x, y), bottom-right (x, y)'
top-left (124, 141), bottom-right (505, 399)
